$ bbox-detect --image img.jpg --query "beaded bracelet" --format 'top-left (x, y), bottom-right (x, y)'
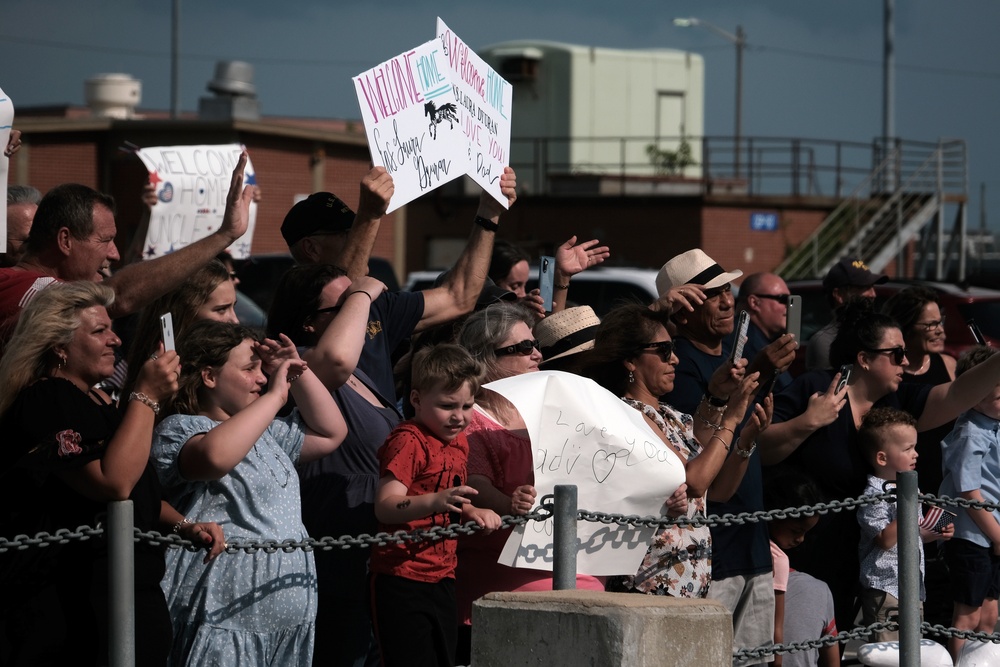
top-left (172, 518), bottom-right (194, 534)
top-left (129, 391), bottom-right (160, 415)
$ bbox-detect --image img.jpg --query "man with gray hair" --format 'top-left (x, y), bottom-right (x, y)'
top-left (3, 185), bottom-right (40, 268)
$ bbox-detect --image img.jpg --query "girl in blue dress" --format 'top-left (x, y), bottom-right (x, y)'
top-left (151, 320), bottom-right (347, 666)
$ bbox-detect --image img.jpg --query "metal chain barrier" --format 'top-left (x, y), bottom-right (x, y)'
top-left (13, 489), bottom-right (1000, 661)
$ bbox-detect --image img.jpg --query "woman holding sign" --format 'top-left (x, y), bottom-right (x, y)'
top-left (588, 303), bottom-right (769, 598)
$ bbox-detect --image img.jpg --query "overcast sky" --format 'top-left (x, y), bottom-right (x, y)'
top-left (4, 0), bottom-right (1000, 228)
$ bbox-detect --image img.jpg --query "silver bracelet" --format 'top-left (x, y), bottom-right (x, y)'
top-left (172, 518), bottom-right (194, 534)
top-left (129, 391), bottom-right (160, 415)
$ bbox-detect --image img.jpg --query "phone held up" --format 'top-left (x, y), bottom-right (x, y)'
top-left (160, 313), bottom-right (176, 352)
top-left (538, 255), bottom-right (555, 312)
top-left (729, 310), bottom-right (750, 366)
top-left (785, 295), bottom-right (802, 347)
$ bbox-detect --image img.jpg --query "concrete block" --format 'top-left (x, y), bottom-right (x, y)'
top-left (472, 590), bottom-right (733, 666)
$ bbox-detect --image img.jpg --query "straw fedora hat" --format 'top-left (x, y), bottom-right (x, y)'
top-left (655, 248), bottom-right (743, 297)
top-left (533, 306), bottom-right (601, 362)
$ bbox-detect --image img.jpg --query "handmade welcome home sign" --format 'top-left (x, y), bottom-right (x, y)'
top-left (354, 39), bottom-right (467, 213)
top-left (435, 18), bottom-right (513, 209)
top-left (0, 86), bottom-right (13, 252)
top-left (135, 144), bottom-right (257, 259)
top-left (485, 371), bottom-right (685, 576)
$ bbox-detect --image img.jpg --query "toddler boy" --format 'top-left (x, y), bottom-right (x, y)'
top-left (370, 344), bottom-right (501, 666)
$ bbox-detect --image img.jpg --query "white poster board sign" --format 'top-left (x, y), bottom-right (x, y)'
top-left (436, 18), bottom-right (513, 208)
top-left (484, 371), bottom-right (685, 576)
top-left (0, 88), bottom-right (13, 253)
top-left (135, 144), bottom-right (257, 259)
top-left (354, 39), bottom-right (467, 213)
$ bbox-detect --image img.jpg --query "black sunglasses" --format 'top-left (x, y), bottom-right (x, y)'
top-left (866, 346), bottom-right (907, 365)
top-left (751, 293), bottom-right (791, 305)
top-left (638, 340), bottom-right (675, 361)
top-left (495, 339), bottom-right (541, 357)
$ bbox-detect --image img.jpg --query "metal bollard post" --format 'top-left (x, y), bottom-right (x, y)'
top-left (552, 485), bottom-right (578, 590)
top-left (108, 500), bottom-right (135, 667)
top-left (896, 471), bottom-right (919, 667)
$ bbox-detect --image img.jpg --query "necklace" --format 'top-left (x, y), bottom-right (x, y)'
top-left (252, 442), bottom-right (291, 488)
top-left (905, 354), bottom-right (930, 375)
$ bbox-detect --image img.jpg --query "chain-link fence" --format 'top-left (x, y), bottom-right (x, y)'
top-left (4, 471), bottom-right (996, 666)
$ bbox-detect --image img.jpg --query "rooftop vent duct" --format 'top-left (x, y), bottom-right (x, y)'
top-left (199, 60), bottom-right (260, 121)
top-left (84, 73), bottom-right (141, 119)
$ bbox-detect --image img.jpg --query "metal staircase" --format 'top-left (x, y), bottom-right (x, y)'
top-left (776, 139), bottom-right (967, 280)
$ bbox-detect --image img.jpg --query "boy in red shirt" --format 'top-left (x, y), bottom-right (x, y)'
top-left (371, 344), bottom-right (501, 666)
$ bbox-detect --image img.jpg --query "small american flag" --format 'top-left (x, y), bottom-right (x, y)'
top-left (920, 505), bottom-right (956, 533)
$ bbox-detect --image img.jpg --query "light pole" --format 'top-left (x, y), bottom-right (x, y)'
top-left (674, 17), bottom-right (746, 177)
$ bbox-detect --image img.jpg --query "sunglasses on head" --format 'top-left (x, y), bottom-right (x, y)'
top-left (639, 340), bottom-right (675, 361)
top-left (495, 339), bottom-right (541, 357)
top-left (866, 346), bottom-right (907, 365)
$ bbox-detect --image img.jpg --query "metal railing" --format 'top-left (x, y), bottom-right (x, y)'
top-left (506, 135), bottom-right (962, 200)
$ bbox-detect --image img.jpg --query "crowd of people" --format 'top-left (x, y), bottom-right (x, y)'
top-left (2, 136), bottom-right (1000, 667)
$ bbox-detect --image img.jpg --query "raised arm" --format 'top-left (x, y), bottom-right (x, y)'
top-left (552, 235), bottom-right (610, 313)
top-left (758, 375), bottom-right (846, 465)
top-left (301, 276), bottom-right (386, 388)
top-left (415, 168), bottom-right (517, 333)
top-left (60, 348), bottom-right (179, 501)
top-left (335, 166), bottom-right (394, 279)
top-left (106, 151), bottom-right (254, 317)
top-left (919, 352), bottom-right (1000, 431)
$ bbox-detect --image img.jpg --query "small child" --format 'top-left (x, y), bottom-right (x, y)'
top-left (857, 406), bottom-right (954, 642)
top-left (370, 344), bottom-right (502, 667)
top-left (764, 466), bottom-right (838, 667)
top-left (939, 346), bottom-right (1000, 661)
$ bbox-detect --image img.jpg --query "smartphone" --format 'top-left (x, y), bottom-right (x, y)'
top-left (160, 313), bottom-right (176, 352)
top-left (729, 310), bottom-right (751, 366)
top-left (538, 255), bottom-right (555, 312)
top-left (785, 295), bottom-right (802, 347)
top-left (835, 363), bottom-right (853, 392)
top-left (968, 319), bottom-right (987, 345)
top-left (757, 368), bottom-right (781, 402)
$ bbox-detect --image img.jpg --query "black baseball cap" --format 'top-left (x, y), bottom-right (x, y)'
top-left (822, 257), bottom-right (888, 291)
top-left (280, 193), bottom-right (355, 247)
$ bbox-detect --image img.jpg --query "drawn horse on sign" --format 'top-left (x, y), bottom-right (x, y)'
top-left (425, 101), bottom-right (459, 140)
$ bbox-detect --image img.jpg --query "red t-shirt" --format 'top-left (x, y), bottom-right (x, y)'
top-left (0, 269), bottom-right (58, 342)
top-left (370, 420), bottom-right (470, 583)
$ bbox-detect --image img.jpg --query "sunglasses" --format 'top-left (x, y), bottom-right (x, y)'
top-left (639, 340), bottom-right (675, 361)
top-left (866, 346), bottom-right (907, 365)
top-left (495, 339), bottom-right (541, 357)
top-left (751, 293), bottom-right (791, 305)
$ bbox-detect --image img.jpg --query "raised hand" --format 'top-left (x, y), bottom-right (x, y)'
top-left (555, 236), bottom-right (610, 277)
top-left (135, 344), bottom-right (181, 404)
top-left (255, 334), bottom-right (301, 375)
top-left (356, 166), bottom-right (394, 220)
top-left (218, 151), bottom-right (255, 243)
top-left (651, 284), bottom-right (706, 315)
top-left (803, 374), bottom-right (849, 430)
top-left (477, 167), bottom-right (517, 219)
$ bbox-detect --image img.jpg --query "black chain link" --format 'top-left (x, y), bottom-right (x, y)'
top-left (735, 622), bottom-right (896, 661)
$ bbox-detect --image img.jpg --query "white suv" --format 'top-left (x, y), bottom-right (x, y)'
top-left (404, 266), bottom-right (659, 316)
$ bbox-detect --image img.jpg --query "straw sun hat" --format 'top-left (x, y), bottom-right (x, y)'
top-left (533, 306), bottom-right (601, 363)
top-left (655, 248), bottom-right (743, 297)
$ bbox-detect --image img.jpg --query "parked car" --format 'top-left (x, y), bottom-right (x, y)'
top-left (785, 279), bottom-right (1000, 372)
top-left (404, 266), bottom-right (660, 317)
top-left (236, 254), bottom-right (401, 316)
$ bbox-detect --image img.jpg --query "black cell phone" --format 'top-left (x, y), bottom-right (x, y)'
top-left (538, 255), bottom-right (555, 312)
top-left (785, 295), bottom-right (802, 347)
top-left (836, 363), bottom-right (853, 392)
top-left (969, 319), bottom-right (987, 345)
top-left (729, 310), bottom-right (750, 366)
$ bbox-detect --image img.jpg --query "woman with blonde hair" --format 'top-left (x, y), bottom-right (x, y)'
top-left (0, 281), bottom-right (224, 666)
